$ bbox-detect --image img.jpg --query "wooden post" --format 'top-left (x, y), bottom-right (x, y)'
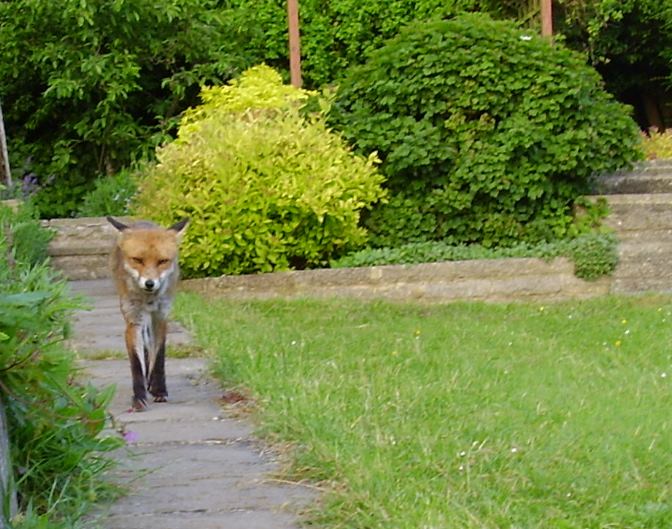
top-left (0, 398), bottom-right (16, 528)
top-left (540, 0), bottom-right (553, 37)
top-left (287, 0), bottom-right (302, 88)
top-left (0, 101), bottom-right (11, 187)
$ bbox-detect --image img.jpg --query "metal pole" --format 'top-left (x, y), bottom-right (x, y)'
top-left (541, 0), bottom-right (553, 38)
top-left (0, 101), bottom-right (11, 187)
top-left (287, 0), bottom-right (302, 88)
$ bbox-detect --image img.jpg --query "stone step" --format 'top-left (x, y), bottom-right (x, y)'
top-left (50, 254), bottom-right (110, 280)
top-left (612, 277), bottom-right (672, 294)
top-left (613, 256), bottom-right (672, 280)
top-left (68, 278), bottom-right (118, 296)
top-left (595, 160), bottom-right (672, 194)
top-left (600, 194), bottom-right (672, 232)
top-left (617, 238), bottom-right (672, 257)
top-left (615, 229), bottom-right (672, 243)
top-left (48, 240), bottom-right (111, 256)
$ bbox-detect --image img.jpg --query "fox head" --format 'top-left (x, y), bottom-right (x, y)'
top-left (107, 217), bottom-right (189, 293)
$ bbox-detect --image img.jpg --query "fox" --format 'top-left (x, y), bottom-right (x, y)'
top-left (107, 216), bottom-right (189, 411)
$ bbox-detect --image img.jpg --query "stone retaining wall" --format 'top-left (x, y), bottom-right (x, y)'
top-left (42, 217), bottom-right (127, 280)
top-left (44, 217), bottom-right (612, 303)
top-left (181, 258), bottom-right (611, 303)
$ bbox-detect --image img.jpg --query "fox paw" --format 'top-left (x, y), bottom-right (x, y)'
top-left (131, 396), bottom-right (149, 412)
top-left (153, 394), bottom-right (168, 403)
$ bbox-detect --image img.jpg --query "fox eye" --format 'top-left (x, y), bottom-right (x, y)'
top-left (157, 258), bottom-right (169, 266)
top-left (132, 257), bottom-right (144, 265)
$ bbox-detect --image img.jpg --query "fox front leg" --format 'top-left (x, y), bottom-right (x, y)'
top-left (148, 317), bottom-right (168, 402)
top-left (125, 323), bottom-right (149, 411)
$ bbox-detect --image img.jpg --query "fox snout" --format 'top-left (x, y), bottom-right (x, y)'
top-left (139, 276), bottom-right (160, 293)
top-left (125, 260), bottom-right (173, 293)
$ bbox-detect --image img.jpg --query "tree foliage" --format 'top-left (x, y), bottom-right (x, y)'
top-left (225, 0), bottom-right (526, 89)
top-left (555, 0), bottom-right (672, 118)
top-left (329, 14), bottom-right (642, 248)
top-left (0, 0), bottom-right (258, 217)
top-left (0, 0), bottom-right (666, 221)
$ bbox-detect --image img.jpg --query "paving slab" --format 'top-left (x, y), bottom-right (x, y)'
top-left (69, 280), bottom-right (316, 529)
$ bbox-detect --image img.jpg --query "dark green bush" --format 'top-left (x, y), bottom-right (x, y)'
top-left (569, 232), bottom-right (619, 280)
top-left (330, 14), bottom-right (643, 248)
top-left (0, 202), bottom-right (120, 526)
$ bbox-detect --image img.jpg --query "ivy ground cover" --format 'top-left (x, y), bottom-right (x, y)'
top-left (176, 294), bottom-right (672, 529)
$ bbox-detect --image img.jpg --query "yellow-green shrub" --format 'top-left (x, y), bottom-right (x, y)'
top-left (134, 66), bottom-right (385, 277)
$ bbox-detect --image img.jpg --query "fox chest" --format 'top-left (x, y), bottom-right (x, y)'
top-left (120, 295), bottom-right (172, 325)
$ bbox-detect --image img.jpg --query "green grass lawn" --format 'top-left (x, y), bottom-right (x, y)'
top-left (175, 294), bottom-right (672, 529)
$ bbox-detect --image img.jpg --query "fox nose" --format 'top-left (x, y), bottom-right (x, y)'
top-left (144, 279), bottom-right (155, 291)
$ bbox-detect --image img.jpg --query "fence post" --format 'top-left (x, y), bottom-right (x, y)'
top-left (0, 397), bottom-right (16, 528)
top-left (540, 0), bottom-right (553, 38)
top-left (287, 0), bottom-right (302, 88)
top-left (0, 101), bottom-right (11, 187)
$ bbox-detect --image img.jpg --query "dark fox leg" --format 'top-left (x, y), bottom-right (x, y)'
top-left (148, 317), bottom-right (168, 402)
top-left (125, 322), bottom-right (148, 411)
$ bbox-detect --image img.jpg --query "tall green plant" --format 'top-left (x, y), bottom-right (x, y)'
top-left (0, 203), bottom-right (120, 525)
top-left (330, 14), bottom-right (643, 248)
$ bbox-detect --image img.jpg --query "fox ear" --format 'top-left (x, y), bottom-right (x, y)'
top-left (107, 216), bottom-right (129, 232)
top-left (168, 218), bottom-right (189, 236)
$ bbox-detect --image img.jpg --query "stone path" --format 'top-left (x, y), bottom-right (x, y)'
top-left (69, 280), bottom-right (315, 529)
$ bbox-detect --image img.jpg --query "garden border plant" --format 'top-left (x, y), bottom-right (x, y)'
top-left (0, 200), bottom-right (121, 529)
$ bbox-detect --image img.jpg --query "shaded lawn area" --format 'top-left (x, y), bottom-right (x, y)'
top-left (175, 293), bottom-right (672, 529)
